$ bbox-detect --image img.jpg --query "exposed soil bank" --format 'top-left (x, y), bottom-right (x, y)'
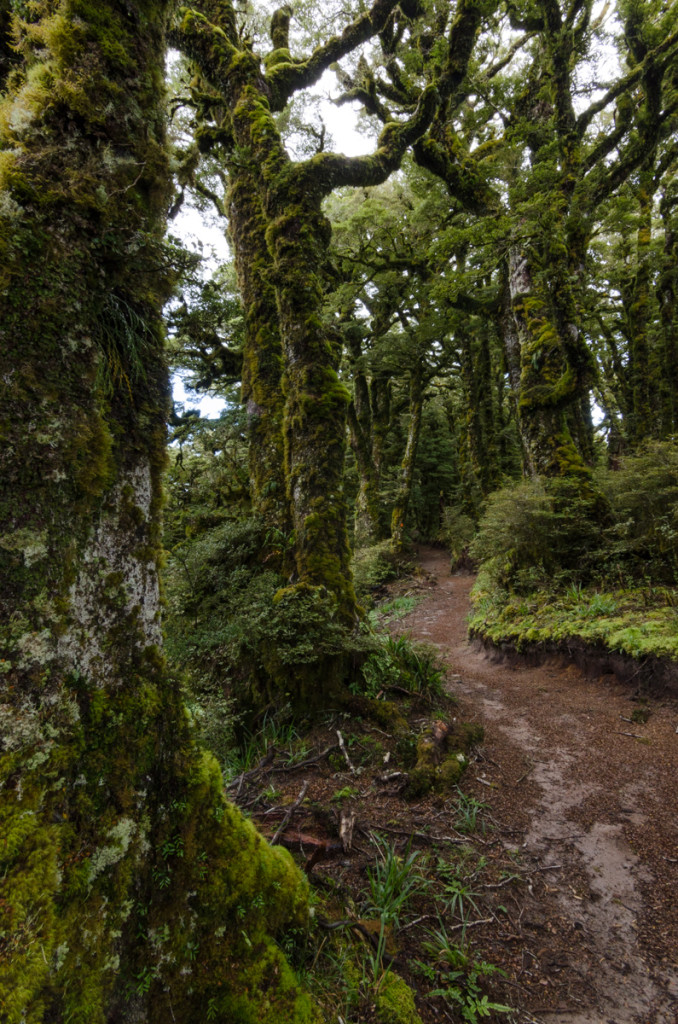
top-left (394, 547), bottom-right (678, 1024)
top-left (471, 634), bottom-right (678, 699)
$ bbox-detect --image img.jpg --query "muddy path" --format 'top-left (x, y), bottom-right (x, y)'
top-left (395, 546), bottom-right (678, 1024)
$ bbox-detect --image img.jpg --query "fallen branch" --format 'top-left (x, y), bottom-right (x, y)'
top-left (270, 780), bottom-right (309, 845)
top-left (336, 730), bottom-right (356, 773)
top-left (272, 743), bottom-right (339, 773)
top-left (227, 745), bottom-right (276, 793)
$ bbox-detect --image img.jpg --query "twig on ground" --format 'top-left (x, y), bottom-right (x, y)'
top-left (514, 764), bottom-right (534, 786)
top-left (361, 823), bottom-right (483, 846)
top-left (271, 743), bottom-right (339, 772)
top-left (336, 730), bottom-right (356, 773)
top-left (271, 780), bottom-right (309, 845)
top-left (444, 917), bottom-right (494, 933)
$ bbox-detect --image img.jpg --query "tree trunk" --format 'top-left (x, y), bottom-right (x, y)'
top-left (626, 170), bottom-right (656, 444)
top-left (508, 245), bottom-right (594, 480)
top-left (231, 90), bottom-right (358, 625)
top-left (0, 5), bottom-right (315, 1021)
top-left (500, 260), bottom-right (535, 475)
top-left (228, 160), bottom-right (289, 535)
top-left (346, 329), bottom-right (385, 548)
top-left (391, 368), bottom-right (424, 552)
top-left (658, 184), bottom-right (678, 436)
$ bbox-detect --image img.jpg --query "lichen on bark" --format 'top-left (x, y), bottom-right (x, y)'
top-left (0, 3), bottom-right (317, 1021)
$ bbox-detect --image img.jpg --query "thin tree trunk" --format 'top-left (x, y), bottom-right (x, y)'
top-left (391, 368), bottom-right (424, 552)
top-left (627, 170), bottom-right (656, 444)
top-left (658, 185), bottom-right (678, 436)
top-left (346, 330), bottom-right (385, 547)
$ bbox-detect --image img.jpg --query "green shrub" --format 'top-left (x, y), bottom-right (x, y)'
top-left (351, 540), bottom-right (403, 598)
top-left (438, 506), bottom-right (476, 567)
top-left (164, 516), bottom-right (359, 722)
top-left (470, 445), bottom-right (678, 593)
top-left (598, 441), bottom-right (678, 584)
top-left (468, 478), bottom-right (600, 590)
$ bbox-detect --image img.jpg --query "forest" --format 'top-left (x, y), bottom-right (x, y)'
top-left (0, 0), bottom-right (677, 1021)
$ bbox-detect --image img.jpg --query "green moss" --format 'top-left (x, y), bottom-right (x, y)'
top-left (404, 721), bottom-right (481, 799)
top-left (469, 575), bottom-right (678, 662)
top-left (375, 973), bottom-right (424, 1024)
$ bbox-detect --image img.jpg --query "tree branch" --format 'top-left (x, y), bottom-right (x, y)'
top-left (576, 26), bottom-right (678, 137)
top-left (266, 0), bottom-right (402, 111)
top-left (299, 84), bottom-right (439, 195)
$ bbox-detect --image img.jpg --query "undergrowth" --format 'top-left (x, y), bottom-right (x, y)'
top-left (466, 442), bottom-right (678, 663)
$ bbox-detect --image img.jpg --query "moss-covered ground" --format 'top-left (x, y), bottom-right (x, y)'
top-left (469, 566), bottom-right (678, 663)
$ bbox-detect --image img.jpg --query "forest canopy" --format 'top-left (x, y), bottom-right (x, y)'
top-left (1, 0), bottom-right (677, 1021)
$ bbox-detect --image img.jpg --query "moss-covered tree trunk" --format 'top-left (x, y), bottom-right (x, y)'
top-left (0, 4), bottom-right (316, 1022)
top-left (625, 170), bottom-right (656, 444)
top-left (228, 160), bottom-right (289, 533)
top-left (391, 366), bottom-right (424, 553)
top-left (460, 319), bottom-right (501, 496)
top-left (507, 244), bottom-right (595, 480)
top-left (346, 328), bottom-right (386, 547)
top-left (658, 183), bottom-right (678, 435)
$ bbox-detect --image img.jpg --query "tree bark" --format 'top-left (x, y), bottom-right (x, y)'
top-left (391, 367), bottom-right (424, 552)
top-left (0, 5), bottom-right (316, 1021)
top-left (228, 161), bottom-right (289, 534)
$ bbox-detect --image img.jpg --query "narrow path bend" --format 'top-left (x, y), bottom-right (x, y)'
top-left (398, 547), bottom-right (678, 1024)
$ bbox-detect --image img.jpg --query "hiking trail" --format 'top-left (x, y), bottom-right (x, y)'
top-left (394, 546), bottom-right (678, 1024)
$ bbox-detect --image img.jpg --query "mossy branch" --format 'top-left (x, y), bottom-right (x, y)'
top-left (270, 6), bottom-right (292, 51)
top-left (438, 0), bottom-right (497, 104)
top-left (299, 84), bottom-right (438, 195)
top-left (170, 7), bottom-right (244, 96)
top-left (413, 135), bottom-right (500, 214)
top-left (576, 25), bottom-right (678, 136)
top-left (584, 94), bottom-right (678, 210)
top-left (265, 0), bottom-right (401, 111)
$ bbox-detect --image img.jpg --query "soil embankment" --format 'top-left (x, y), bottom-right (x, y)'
top-left (396, 546), bottom-right (678, 1024)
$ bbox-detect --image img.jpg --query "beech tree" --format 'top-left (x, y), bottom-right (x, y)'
top-left (0, 3), bottom-right (317, 1021)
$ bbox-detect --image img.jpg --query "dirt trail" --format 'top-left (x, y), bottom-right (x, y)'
top-left (397, 547), bottom-right (678, 1024)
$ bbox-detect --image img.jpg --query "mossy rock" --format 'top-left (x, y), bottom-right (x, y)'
top-left (375, 973), bottom-right (424, 1024)
top-left (341, 695), bottom-right (409, 737)
top-left (404, 720), bottom-right (483, 799)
